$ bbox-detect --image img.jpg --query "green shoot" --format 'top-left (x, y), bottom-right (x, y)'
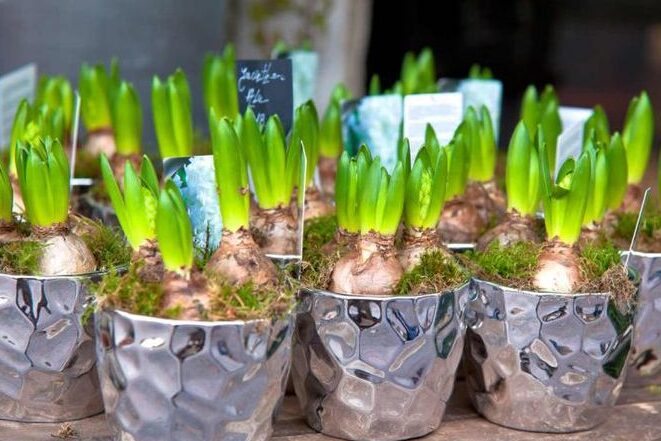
top-left (239, 109), bottom-right (300, 209)
top-left (505, 121), bottom-right (540, 215)
top-left (156, 181), bottom-right (193, 274)
top-left (539, 131), bottom-right (592, 244)
top-left (152, 69), bottom-right (193, 158)
top-left (369, 74), bottom-right (381, 95)
top-left (582, 138), bottom-right (609, 225)
top-left (358, 157), bottom-right (406, 235)
top-left (468, 64), bottom-right (494, 79)
top-left (605, 132), bottom-right (628, 210)
top-left (15, 137), bottom-right (70, 227)
top-left (520, 85), bottom-right (562, 172)
top-left (112, 81), bottom-right (142, 156)
top-left (622, 91), bottom-right (654, 184)
top-left (399, 48), bottom-right (437, 95)
top-left (404, 145), bottom-right (448, 229)
top-left (445, 126), bottom-right (471, 198)
top-left (319, 83), bottom-right (352, 158)
top-left (35, 76), bottom-right (74, 130)
top-left (79, 63), bottom-right (112, 131)
top-left (0, 161), bottom-right (12, 223)
top-left (210, 113), bottom-right (250, 232)
top-left (335, 147), bottom-right (372, 234)
top-left (583, 105), bottom-right (610, 145)
top-left (466, 105), bottom-right (497, 182)
top-left (100, 154), bottom-right (158, 250)
top-left (203, 44), bottom-right (239, 120)
top-left (290, 100), bottom-right (319, 187)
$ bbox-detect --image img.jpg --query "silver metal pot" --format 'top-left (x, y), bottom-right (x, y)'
top-left (96, 309), bottom-right (293, 441)
top-left (0, 271), bottom-right (105, 422)
top-left (464, 278), bottom-right (634, 433)
top-left (623, 251), bottom-right (661, 384)
top-left (291, 285), bottom-right (469, 441)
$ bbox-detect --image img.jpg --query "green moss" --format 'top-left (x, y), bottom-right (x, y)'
top-left (303, 215), bottom-right (337, 255)
top-left (0, 240), bottom-right (43, 275)
top-left (78, 219), bottom-right (131, 270)
top-left (95, 265), bottom-right (164, 317)
top-left (580, 240), bottom-right (622, 280)
top-left (75, 149), bottom-right (101, 178)
top-left (395, 250), bottom-right (469, 295)
top-left (467, 241), bottom-right (542, 282)
top-left (301, 215), bottom-right (341, 289)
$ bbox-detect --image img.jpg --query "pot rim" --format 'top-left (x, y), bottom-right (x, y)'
top-left (622, 249), bottom-right (661, 258)
top-left (99, 306), bottom-right (292, 328)
top-left (300, 281), bottom-right (469, 302)
top-left (471, 277), bottom-right (613, 298)
top-left (0, 264), bottom-right (128, 281)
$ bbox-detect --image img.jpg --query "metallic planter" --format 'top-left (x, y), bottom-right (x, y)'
top-left (291, 286), bottom-right (469, 441)
top-left (0, 271), bottom-right (105, 422)
top-left (623, 251), bottom-right (661, 384)
top-left (464, 278), bottom-right (634, 433)
top-left (96, 309), bottom-right (293, 441)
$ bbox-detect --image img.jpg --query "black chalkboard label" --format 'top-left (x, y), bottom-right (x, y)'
top-left (236, 59), bottom-right (293, 132)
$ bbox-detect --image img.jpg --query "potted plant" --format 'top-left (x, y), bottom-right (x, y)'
top-left (203, 44), bottom-right (239, 121)
top-left (79, 60), bottom-right (120, 158)
top-left (292, 146), bottom-right (469, 441)
top-left (96, 116), bottom-right (295, 441)
top-left (464, 138), bottom-right (636, 432)
top-left (0, 136), bottom-right (128, 422)
top-left (152, 68), bottom-right (195, 159)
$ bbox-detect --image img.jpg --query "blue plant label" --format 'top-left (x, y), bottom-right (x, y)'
top-left (236, 59), bottom-right (293, 132)
top-left (555, 106), bottom-right (592, 178)
top-left (0, 63), bottom-right (37, 148)
top-left (403, 92), bottom-right (463, 159)
top-left (341, 94), bottom-right (403, 173)
top-left (276, 50), bottom-right (318, 109)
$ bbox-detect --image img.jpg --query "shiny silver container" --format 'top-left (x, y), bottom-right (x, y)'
top-left (96, 309), bottom-right (293, 441)
top-left (464, 278), bottom-right (634, 432)
top-left (0, 272), bottom-right (105, 422)
top-left (623, 251), bottom-right (661, 384)
top-left (291, 286), bottom-right (469, 441)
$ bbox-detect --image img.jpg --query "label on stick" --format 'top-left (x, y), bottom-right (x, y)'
top-left (403, 92), bottom-right (463, 158)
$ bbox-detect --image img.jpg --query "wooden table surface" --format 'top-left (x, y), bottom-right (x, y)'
top-left (3, 381), bottom-right (661, 441)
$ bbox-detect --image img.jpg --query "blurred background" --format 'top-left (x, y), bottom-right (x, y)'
top-left (1, 0), bottom-right (661, 154)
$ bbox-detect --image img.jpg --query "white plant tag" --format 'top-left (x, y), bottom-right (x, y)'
top-left (457, 79), bottom-right (503, 141)
top-left (624, 187), bottom-right (651, 270)
top-left (403, 92), bottom-right (463, 158)
top-left (555, 106), bottom-right (592, 178)
top-left (0, 64), bottom-right (37, 148)
top-left (69, 92), bottom-right (81, 190)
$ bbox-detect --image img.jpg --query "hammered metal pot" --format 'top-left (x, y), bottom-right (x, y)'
top-left (291, 285), bottom-right (469, 441)
top-left (0, 271), bottom-right (105, 422)
top-left (96, 309), bottom-right (293, 441)
top-left (623, 251), bottom-right (661, 384)
top-left (464, 278), bottom-right (634, 433)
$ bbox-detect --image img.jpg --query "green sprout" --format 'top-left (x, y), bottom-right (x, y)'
top-left (79, 63), bottom-right (113, 131)
top-left (468, 64), bottom-right (494, 79)
top-left (358, 157), bottom-right (406, 235)
top-left (539, 132), bottom-right (592, 244)
top-left (399, 48), bottom-right (437, 95)
top-left (152, 69), bottom-right (193, 158)
top-left (442, 125), bottom-right (471, 199)
top-left (605, 133), bottom-right (628, 210)
top-left (465, 106), bottom-right (497, 182)
top-left (15, 137), bottom-right (70, 227)
top-left (239, 109), bottom-right (301, 209)
top-left (35, 76), bottom-right (74, 130)
top-left (0, 161), bottom-right (12, 223)
top-left (582, 138), bottom-right (609, 226)
top-left (583, 105), bottom-right (610, 146)
top-left (404, 145), bottom-right (448, 229)
top-left (210, 113), bottom-right (250, 232)
top-left (369, 74), bottom-right (381, 95)
top-left (505, 121), bottom-right (541, 215)
top-left (520, 85), bottom-right (562, 172)
top-left (100, 154), bottom-right (159, 250)
top-left (203, 44), bottom-right (239, 120)
top-left (622, 91), bottom-right (654, 184)
top-left (112, 81), bottom-right (142, 156)
top-left (319, 83), bottom-right (352, 158)
top-left (290, 100), bottom-right (319, 188)
top-left (335, 147), bottom-right (372, 234)
top-left (156, 180), bottom-right (193, 274)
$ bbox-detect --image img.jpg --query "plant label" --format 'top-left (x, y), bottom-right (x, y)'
top-left (276, 50), bottom-right (318, 109)
top-left (555, 106), bottom-right (592, 178)
top-left (0, 63), bottom-right (37, 148)
top-left (439, 78), bottom-right (503, 141)
top-left (624, 187), bottom-right (651, 268)
top-left (341, 94), bottom-right (403, 172)
top-left (236, 59), bottom-right (293, 132)
top-left (403, 92), bottom-right (463, 159)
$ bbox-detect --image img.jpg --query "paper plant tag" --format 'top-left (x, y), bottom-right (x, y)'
top-left (276, 50), bottom-right (318, 109)
top-left (164, 155), bottom-right (222, 254)
top-left (341, 94), bottom-right (403, 172)
top-left (236, 59), bottom-right (293, 132)
top-left (555, 106), bottom-right (592, 178)
top-left (403, 92), bottom-right (463, 159)
top-left (69, 92), bottom-right (81, 189)
top-left (624, 187), bottom-right (652, 269)
top-left (0, 63), bottom-right (37, 148)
